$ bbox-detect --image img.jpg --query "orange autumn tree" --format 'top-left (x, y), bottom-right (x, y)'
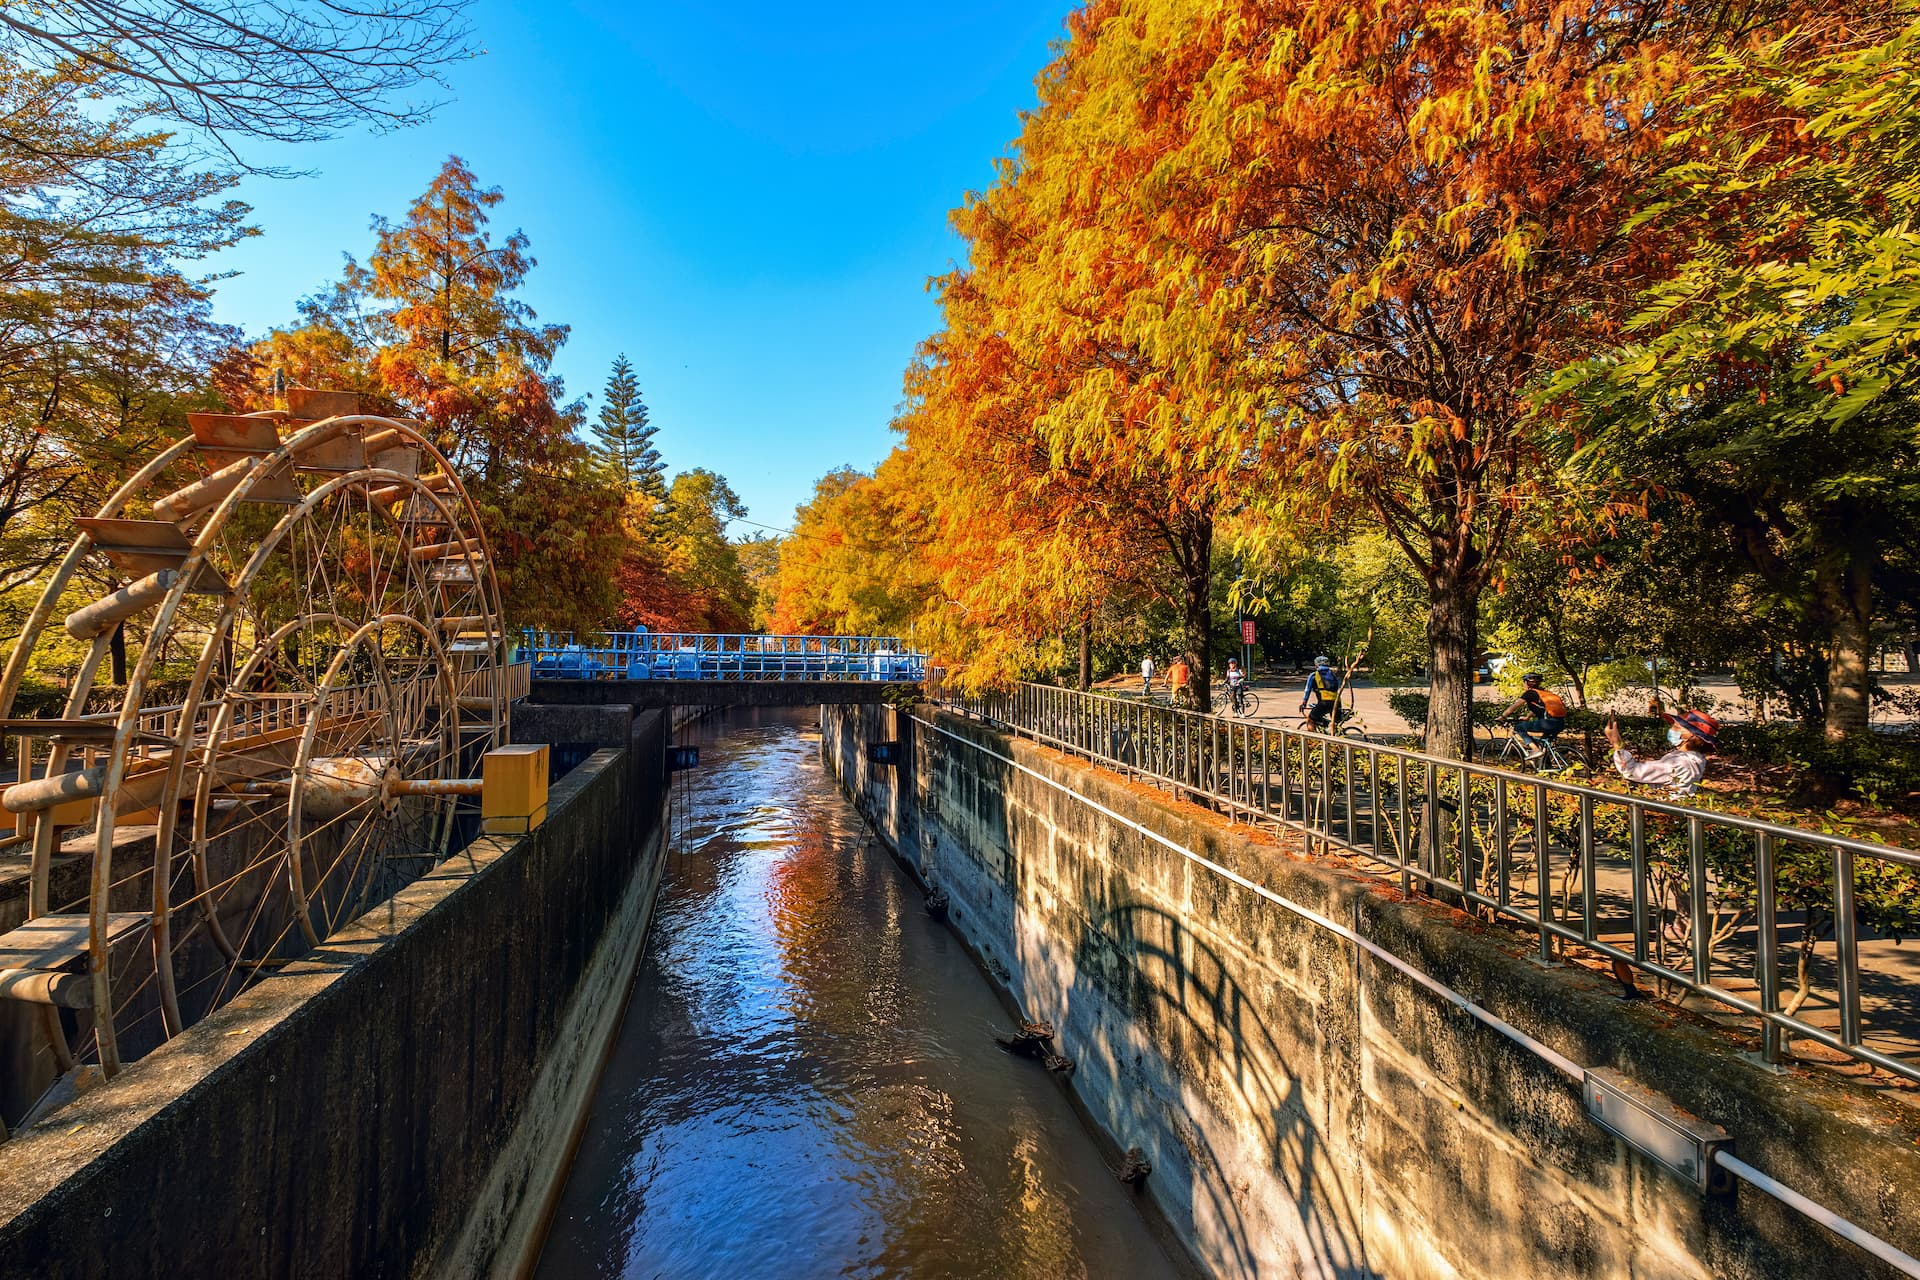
top-left (1055, 0), bottom-right (1843, 755)
top-left (239, 157), bottom-right (624, 632)
top-left (902, 15), bottom-right (1259, 708)
top-left (770, 451), bottom-right (942, 640)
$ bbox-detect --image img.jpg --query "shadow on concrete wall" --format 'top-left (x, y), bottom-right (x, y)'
top-left (1076, 895), bottom-right (1368, 1279)
top-left (909, 718), bottom-right (1368, 1280)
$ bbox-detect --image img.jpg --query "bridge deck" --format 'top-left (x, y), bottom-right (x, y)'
top-left (528, 678), bottom-right (915, 708)
top-left (524, 631), bottom-right (927, 685)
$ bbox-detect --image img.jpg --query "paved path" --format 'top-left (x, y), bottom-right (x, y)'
top-left (1097, 669), bottom-right (1920, 735)
top-left (1095, 673), bottom-right (1430, 737)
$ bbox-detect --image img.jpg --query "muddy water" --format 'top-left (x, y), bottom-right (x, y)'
top-left (533, 708), bottom-right (1178, 1280)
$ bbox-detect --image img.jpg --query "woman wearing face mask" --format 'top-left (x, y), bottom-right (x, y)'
top-left (1604, 708), bottom-right (1720, 797)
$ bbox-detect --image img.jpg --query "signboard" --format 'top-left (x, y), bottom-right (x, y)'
top-left (1240, 619), bottom-right (1256, 646)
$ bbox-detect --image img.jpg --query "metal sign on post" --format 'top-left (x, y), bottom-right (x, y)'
top-left (1241, 619), bottom-right (1256, 646)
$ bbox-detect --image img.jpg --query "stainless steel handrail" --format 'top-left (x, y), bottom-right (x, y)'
top-left (947, 681), bottom-right (1920, 1085)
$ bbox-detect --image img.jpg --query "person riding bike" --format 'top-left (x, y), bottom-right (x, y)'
top-left (1169, 655), bottom-right (1191, 707)
top-left (1225, 657), bottom-right (1247, 711)
top-left (1140, 655), bottom-right (1155, 698)
top-left (1497, 672), bottom-right (1567, 759)
top-left (1299, 656), bottom-right (1342, 730)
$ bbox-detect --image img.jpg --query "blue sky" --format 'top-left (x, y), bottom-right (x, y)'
top-left (204, 0), bottom-right (1068, 534)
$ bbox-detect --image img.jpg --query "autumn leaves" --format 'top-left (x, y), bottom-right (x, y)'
top-left (775, 0), bottom-right (1920, 756)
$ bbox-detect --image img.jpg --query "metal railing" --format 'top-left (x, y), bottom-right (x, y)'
top-left (951, 682), bottom-right (1920, 1085)
top-left (523, 631), bottom-right (927, 683)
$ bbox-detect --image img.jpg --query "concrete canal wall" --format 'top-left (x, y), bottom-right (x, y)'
top-left (824, 703), bottom-right (1920, 1280)
top-left (0, 706), bottom-right (673, 1279)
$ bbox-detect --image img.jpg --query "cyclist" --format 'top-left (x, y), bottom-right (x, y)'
top-left (1299, 655), bottom-right (1342, 730)
top-left (1225, 657), bottom-right (1247, 712)
top-left (1497, 672), bottom-right (1567, 759)
top-left (1606, 708), bottom-right (1718, 797)
top-left (1169, 655), bottom-right (1191, 706)
top-left (1140, 655), bottom-right (1155, 698)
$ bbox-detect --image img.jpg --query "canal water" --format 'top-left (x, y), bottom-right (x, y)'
top-left (534, 708), bottom-right (1179, 1279)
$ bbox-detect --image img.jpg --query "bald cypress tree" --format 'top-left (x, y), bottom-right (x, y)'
top-left (595, 354), bottom-right (664, 502)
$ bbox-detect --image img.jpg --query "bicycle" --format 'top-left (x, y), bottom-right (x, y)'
top-left (1224, 682), bottom-right (1261, 717)
top-left (1488, 719), bottom-right (1587, 773)
top-left (1297, 703), bottom-right (1368, 739)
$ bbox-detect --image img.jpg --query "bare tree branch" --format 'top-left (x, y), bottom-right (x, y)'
top-left (0, 0), bottom-right (474, 162)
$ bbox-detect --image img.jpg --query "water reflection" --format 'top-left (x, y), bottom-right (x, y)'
top-left (534, 709), bottom-right (1176, 1280)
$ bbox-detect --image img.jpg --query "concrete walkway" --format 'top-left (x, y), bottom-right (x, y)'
top-left (1096, 669), bottom-right (1920, 735)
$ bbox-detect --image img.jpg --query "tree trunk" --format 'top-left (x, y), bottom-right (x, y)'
top-left (1078, 614), bottom-right (1092, 692)
top-left (1425, 574), bottom-right (1478, 759)
top-left (1181, 537), bottom-right (1213, 715)
top-left (1818, 555), bottom-right (1874, 740)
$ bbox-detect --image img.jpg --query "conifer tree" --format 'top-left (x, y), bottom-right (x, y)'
top-left (595, 354), bottom-right (664, 500)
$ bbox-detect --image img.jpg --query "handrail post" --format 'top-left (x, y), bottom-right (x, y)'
top-left (1493, 774), bottom-right (1510, 908)
top-left (1756, 832), bottom-right (1782, 1065)
top-left (1689, 815), bottom-right (1710, 985)
top-left (1630, 803), bottom-right (1648, 963)
top-left (1343, 741), bottom-right (1357, 849)
top-left (1834, 844), bottom-right (1862, 1047)
top-left (1535, 780), bottom-right (1553, 964)
top-left (1368, 745), bottom-right (1381, 860)
top-left (1262, 728), bottom-right (1272, 818)
top-left (1397, 750), bottom-right (1411, 899)
top-left (1458, 764), bottom-right (1475, 901)
top-left (1579, 791), bottom-right (1597, 942)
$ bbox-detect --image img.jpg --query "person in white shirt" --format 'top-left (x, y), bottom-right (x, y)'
top-left (1605, 708), bottom-right (1719, 797)
top-left (1140, 656), bottom-right (1155, 698)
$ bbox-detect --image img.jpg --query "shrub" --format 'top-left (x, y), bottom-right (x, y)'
top-left (1385, 690), bottom-right (1502, 730)
top-left (1715, 723), bottom-right (1920, 812)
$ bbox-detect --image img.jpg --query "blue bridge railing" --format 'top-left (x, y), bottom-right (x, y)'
top-left (522, 631), bottom-right (927, 683)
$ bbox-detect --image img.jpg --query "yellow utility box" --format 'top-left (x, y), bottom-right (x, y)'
top-left (482, 744), bottom-right (549, 834)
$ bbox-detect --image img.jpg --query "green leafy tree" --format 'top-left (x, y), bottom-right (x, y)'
top-left (0, 56), bottom-right (249, 595)
top-left (1553, 25), bottom-right (1920, 739)
top-left (1484, 509), bottom-right (1749, 711)
top-left (631, 470), bottom-right (753, 633)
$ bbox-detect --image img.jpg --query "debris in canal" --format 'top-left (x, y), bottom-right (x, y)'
top-left (925, 886), bottom-right (950, 921)
top-left (1116, 1147), bottom-right (1152, 1189)
top-left (995, 1019), bottom-right (1075, 1076)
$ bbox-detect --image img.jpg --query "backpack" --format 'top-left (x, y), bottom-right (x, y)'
top-left (1538, 688), bottom-right (1568, 718)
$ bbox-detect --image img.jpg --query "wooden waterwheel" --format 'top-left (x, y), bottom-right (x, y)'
top-left (0, 390), bottom-right (510, 1118)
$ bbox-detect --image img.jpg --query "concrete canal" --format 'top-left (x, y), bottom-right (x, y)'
top-left (534, 708), bottom-right (1180, 1278)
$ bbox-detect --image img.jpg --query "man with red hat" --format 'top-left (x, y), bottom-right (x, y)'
top-left (1604, 707), bottom-right (1720, 797)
